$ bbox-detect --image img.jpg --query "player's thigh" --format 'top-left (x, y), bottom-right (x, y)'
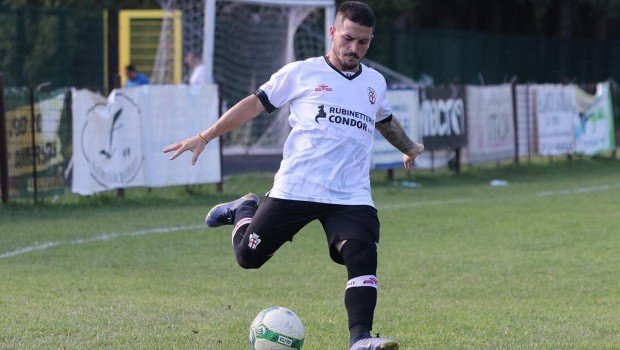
top-left (246, 196), bottom-right (322, 254)
top-left (320, 205), bottom-right (380, 264)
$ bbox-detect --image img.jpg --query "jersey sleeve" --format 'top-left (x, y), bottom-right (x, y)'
top-left (255, 61), bottom-right (303, 112)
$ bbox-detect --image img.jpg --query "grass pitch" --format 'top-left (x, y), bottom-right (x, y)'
top-left (1, 157), bottom-right (619, 349)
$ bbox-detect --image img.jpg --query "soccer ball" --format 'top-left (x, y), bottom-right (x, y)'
top-left (249, 306), bottom-right (305, 350)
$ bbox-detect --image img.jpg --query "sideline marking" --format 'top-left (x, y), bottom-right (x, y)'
top-left (536, 184), bottom-right (617, 197)
top-left (2, 183), bottom-right (617, 259)
top-left (0, 224), bottom-right (203, 259)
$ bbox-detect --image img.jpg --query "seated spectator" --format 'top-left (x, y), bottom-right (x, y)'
top-left (124, 64), bottom-right (150, 87)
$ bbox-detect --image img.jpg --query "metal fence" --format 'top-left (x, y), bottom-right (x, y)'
top-left (369, 27), bottom-right (620, 86)
top-left (2, 5), bottom-right (620, 92)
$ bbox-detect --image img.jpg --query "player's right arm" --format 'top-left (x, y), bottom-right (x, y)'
top-left (163, 94), bottom-right (265, 165)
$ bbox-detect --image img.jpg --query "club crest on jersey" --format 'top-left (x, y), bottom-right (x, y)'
top-left (248, 233), bottom-right (261, 250)
top-left (367, 87), bottom-right (376, 104)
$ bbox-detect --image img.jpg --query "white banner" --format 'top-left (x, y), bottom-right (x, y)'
top-left (465, 84), bottom-right (515, 164)
top-left (574, 82), bottom-right (616, 155)
top-left (535, 85), bottom-right (579, 156)
top-left (71, 85), bottom-right (221, 195)
top-left (371, 88), bottom-right (419, 169)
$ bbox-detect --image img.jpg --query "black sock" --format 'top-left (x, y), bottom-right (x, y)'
top-left (340, 240), bottom-right (378, 346)
top-left (346, 286), bottom-right (376, 345)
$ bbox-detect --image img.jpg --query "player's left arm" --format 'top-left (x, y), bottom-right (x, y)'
top-left (375, 116), bottom-right (424, 172)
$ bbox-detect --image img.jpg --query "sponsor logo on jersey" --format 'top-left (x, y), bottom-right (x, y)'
top-left (315, 105), bottom-right (327, 123)
top-left (314, 84), bottom-right (333, 91)
top-left (314, 105), bottom-right (374, 134)
top-left (367, 87), bottom-right (376, 104)
top-left (248, 233), bottom-right (261, 250)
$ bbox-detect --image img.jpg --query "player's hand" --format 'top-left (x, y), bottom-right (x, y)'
top-left (403, 142), bottom-right (424, 172)
top-left (162, 135), bottom-right (207, 165)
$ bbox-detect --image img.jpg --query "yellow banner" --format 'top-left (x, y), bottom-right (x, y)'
top-left (6, 96), bottom-right (65, 177)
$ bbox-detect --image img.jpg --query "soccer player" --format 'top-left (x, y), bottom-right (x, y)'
top-left (163, 2), bottom-right (424, 349)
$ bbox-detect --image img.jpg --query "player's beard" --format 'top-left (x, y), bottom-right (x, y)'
top-left (338, 52), bottom-right (361, 71)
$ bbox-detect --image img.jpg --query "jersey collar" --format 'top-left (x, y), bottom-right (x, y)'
top-left (323, 55), bottom-right (362, 81)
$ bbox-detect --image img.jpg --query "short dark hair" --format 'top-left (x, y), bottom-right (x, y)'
top-left (125, 64), bottom-right (137, 72)
top-left (336, 1), bottom-right (376, 29)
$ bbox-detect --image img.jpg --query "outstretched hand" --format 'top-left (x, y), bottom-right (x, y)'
top-left (403, 142), bottom-right (424, 172)
top-left (162, 135), bottom-right (207, 165)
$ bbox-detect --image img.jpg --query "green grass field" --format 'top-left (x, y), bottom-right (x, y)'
top-left (1, 157), bottom-right (619, 349)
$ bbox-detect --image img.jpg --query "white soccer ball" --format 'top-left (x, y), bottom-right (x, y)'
top-left (249, 306), bottom-right (305, 350)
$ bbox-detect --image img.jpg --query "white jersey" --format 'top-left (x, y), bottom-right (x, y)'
top-left (256, 56), bottom-right (392, 206)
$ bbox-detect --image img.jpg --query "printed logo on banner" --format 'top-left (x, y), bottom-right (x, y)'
top-left (419, 86), bottom-right (467, 150)
top-left (80, 92), bottom-right (143, 188)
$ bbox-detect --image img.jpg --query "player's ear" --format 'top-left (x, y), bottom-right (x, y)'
top-left (329, 25), bottom-right (335, 39)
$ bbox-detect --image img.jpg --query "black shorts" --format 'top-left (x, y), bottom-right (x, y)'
top-left (245, 196), bottom-right (380, 264)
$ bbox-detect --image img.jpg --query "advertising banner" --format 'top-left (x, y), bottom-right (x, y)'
top-left (71, 85), bottom-right (220, 195)
top-left (535, 85), bottom-right (578, 156)
top-left (371, 88), bottom-right (419, 169)
top-left (419, 85), bottom-right (467, 151)
top-left (574, 82), bottom-right (616, 155)
top-left (5, 92), bottom-right (66, 198)
top-left (465, 84), bottom-right (515, 164)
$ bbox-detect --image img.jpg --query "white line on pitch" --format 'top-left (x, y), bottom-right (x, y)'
top-left (536, 184), bottom-right (619, 197)
top-left (1, 198), bottom-right (473, 259)
top-left (0, 224), bottom-right (204, 259)
top-left (2, 183), bottom-right (617, 259)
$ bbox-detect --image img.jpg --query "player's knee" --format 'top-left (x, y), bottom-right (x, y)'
top-left (339, 240), bottom-right (377, 277)
top-left (235, 250), bottom-right (269, 269)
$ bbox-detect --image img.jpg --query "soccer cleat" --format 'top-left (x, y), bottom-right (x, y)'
top-left (349, 337), bottom-right (400, 350)
top-left (205, 193), bottom-right (259, 228)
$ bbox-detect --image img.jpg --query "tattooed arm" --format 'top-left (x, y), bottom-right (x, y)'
top-left (375, 116), bottom-right (424, 172)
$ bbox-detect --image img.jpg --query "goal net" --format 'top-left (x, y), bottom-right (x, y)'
top-left (152, 0), bottom-right (333, 155)
top-left (154, 0), bottom-right (416, 155)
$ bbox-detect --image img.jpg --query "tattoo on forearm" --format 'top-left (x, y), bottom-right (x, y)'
top-left (375, 118), bottom-right (416, 154)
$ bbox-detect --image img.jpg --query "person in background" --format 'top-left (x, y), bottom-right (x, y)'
top-left (124, 64), bottom-right (150, 88)
top-left (163, 2), bottom-right (424, 349)
top-left (184, 51), bottom-right (206, 86)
